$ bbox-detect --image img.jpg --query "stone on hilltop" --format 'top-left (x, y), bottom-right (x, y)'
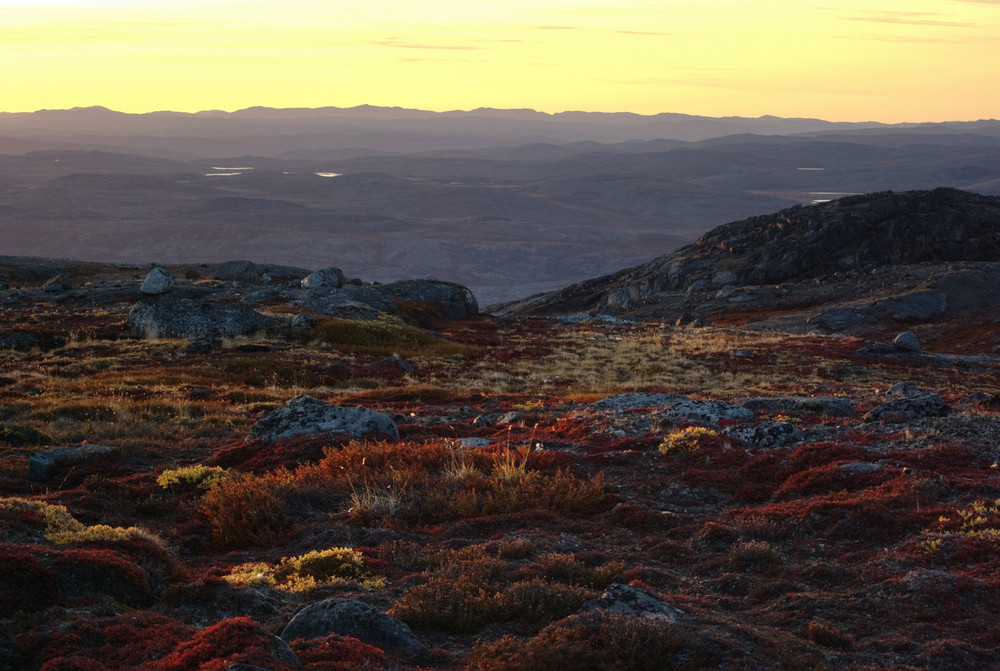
top-left (301, 267), bottom-right (345, 290)
top-left (249, 395), bottom-right (399, 443)
top-left (140, 267), bottom-right (174, 295)
top-left (865, 382), bottom-right (951, 422)
top-left (42, 274), bottom-right (71, 293)
top-left (127, 296), bottom-right (277, 340)
top-left (280, 598), bottom-right (421, 653)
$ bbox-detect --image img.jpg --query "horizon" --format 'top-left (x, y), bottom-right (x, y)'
top-left (2, 103), bottom-right (997, 127)
top-left (2, 1), bottom-right (999, 124)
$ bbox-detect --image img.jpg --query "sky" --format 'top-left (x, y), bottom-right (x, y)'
top-left (1, 0), bottom-right (998, 122)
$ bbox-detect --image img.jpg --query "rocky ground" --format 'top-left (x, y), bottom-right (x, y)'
top-left (1, 258), bottom-right (999, 669)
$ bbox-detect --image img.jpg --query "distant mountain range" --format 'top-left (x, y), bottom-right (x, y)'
top-left (1, 107), bottom-right (999, 304)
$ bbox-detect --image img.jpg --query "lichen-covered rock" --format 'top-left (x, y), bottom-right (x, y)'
top-left (279, 598), bottom-right (421, 654)
top-left (249, 395), bottom-right (399, 443)
top-left (724, 421), bottom-right (804, 448)
top-left (290, 314), bottom-right (318, 332)
top-left (127, 296), bottom-right (277, 340)
top-left (27, 444), bottom-right (115, 482)
top-left (141, 267), bottom-right (175, 295)
top-left (579, 583), bottom-right (684, 622)
top-left (42, 274), bottom-right (71, 293)
top-left (593, 394), bottom-right (753, 426)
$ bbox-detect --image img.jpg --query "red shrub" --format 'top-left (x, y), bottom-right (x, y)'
top-left (0, 543), bottom-right (58, 613)
top-left (290, 633), bottom-right (389, 670)
top-left (151, 616), bottom-right (296, 671)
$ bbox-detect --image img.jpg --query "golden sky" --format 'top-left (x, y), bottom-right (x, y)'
top-left (1, 0), bottom-right (998, 121)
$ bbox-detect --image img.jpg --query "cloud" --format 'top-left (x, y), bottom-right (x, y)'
top-left (845, 11), bottom-right (978, 28)
top-left (374, 39), bottom-right (480, 51)
top-left (535, 25), bottom-right (579, 30)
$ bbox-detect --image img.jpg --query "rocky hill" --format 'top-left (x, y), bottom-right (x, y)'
top-left (495, 188), bottom-right (1000, 352)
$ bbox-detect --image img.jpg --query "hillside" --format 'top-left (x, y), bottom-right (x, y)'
top-left (2, 250), bottom-right (1000, 669)
top-left (495, 188), bottom-right (1000, 354)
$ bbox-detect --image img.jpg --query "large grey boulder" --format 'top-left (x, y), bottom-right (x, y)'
top-left (301, 267), bottom-right (345, 290)
top-left (141, 267), bottom-right (175, 295)
top-left (893, 331), bottom-right (921, 352)
top-left (127, 296), bottom-right (278, 339)
top-left (591, 393), bottom-right (677, 411)
top-left (296, 285), bottom-right (398, 319)
top-left (381, 280), bottom-right (479, 320)
top-left (280, 598), bottom-right (421, 653)
top-left (249, 395), bottom-right (399, 443)
top-left (27, 444), bottom-right (115, 482)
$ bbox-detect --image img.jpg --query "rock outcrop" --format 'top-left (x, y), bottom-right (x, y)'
top-left (127, 296), bottom-right (278, 339)
top-left (140, 267), bottom-right (174, 295)
top-left (493, 189), bottom-right (1000, 342)
top-left (249, 395), bottom-right (399, 443)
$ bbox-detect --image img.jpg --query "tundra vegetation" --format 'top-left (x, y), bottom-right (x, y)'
top-left (1, 263), bottom-right (1000, 670)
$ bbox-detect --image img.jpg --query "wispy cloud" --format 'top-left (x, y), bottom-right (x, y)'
top-left (535, 25), bottom-right (579, 30)
top-left (845, 11), bottom-right (977, 28)
top-left (374, 39), bottom-right (480, 50)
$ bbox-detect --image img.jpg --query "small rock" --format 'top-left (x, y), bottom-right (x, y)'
top-left (214, 260), bottom-right (261, 282)
top-left (893, 331), bottom-right (921, 352)
top-left (141, 267), bottom-right (175, 295)
top-left (42, 274), bottom-right (71, 293)
top-left (459, 438), bottom-right (491, 448)
top-left (301, 267), bottom-right (346, 290)
top-left (290, 314), bottom-right (318, 332)
top-left (280, 598), bottom-right (421, 654)
top-left (866, 385), bottom-right (950, 422)
top-left (249, 395), bottom-right (399, 443)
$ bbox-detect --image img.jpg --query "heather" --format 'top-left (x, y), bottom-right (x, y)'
top-left (2, 264), bottom-right (1000, 670)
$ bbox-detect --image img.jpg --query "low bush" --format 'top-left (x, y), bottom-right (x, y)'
top-left (225, 546), bottom-right (384, 592)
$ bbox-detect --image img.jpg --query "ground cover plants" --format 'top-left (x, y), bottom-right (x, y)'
top-left (2, 277), bottom-right (1000, 670)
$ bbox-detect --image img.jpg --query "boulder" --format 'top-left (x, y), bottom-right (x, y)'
top-left (42, 274), bottom-right (71, 293)
top-left (290, 314), bottom-right (318, 332)
top-left (295, 286), bottom-right (398, 319)
top-left (127, 296), bottom-right (278, 340)
top-left (876, 291), bottom-right (947, 321)
top-left (249, 395), bottom-right (399, 443)
top-left (140, 267), bottom-right (175, 295)
top-left (301, 267), bottom-right (345, 290)
top-left (279, 598), bottom-right (421, 653)
top-left (659, 398), bottom-right (754, 426)
top-left (579, 583), bottom-right (684, 622)
top-left (866, 383), bottom-right (951, 422)
top-left (893, 331), bottom-right (921, 352)
top-left (591, 393), bottom-right (677, 412)
top-left (381, 280), bottom-right (479, 320)
top-left (27, 444), bottom-right (115, 482)
top-left (213, 260), bottom-right (261, 282)
top-left (724, 421), bottom-right (804, 448)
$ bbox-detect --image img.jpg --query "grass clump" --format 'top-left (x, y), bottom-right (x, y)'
top-left (225, 546), bottom-right (384, 593)
top-left (306, 316), bottom-right (478, 358)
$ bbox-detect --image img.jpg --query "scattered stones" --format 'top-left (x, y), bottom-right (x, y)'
top-left (140, 267), bottom-right (175, 295)
top-left (127, 296), bottom-right (278, 340)
top-left (459, 437), bottom-right (491, 448)
top-left (740, 396), bottom-right (857, 417)
top-left (301, 267), bottom-right (345, 290)
top-left (579, 583), bottom-right (684, 622)
top-left (893, 331), bottom-right (921, 352)
top-left (723, 421), bottom-right (804, 448)
top-left (27, 444), bottom-right (115, 482)
top-left (279, 598), bottom-right (421, 654)
top-left (249, 395), bottom-right (399, 443)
